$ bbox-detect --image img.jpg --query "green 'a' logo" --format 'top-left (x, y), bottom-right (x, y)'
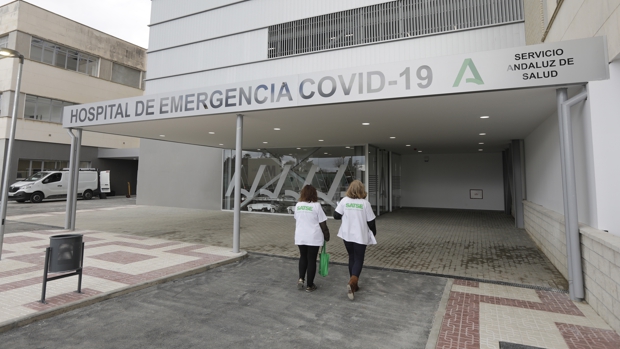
top-left (453, 58), bottom-right (484, 87)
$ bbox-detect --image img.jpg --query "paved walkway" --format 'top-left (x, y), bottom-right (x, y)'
top-left (2, 203), bottom-right (619, 348)
top-left (6, 205), bottom-right (567, 289)
top-left (0, 227), bottom-right (245, 331)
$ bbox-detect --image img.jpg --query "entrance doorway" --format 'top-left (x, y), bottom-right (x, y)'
top-left (368, 146), bottom-right (399, 217)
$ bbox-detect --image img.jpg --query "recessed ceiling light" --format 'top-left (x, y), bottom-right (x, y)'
top-left (345, 146), bottom-right (350, 149)
top-left (362, 123), bottom-right (370, 126)
top-left (318, 139), bottom-right (324, 142)
top-left (274, 128), bottom-right (280, 130)
top-left (479, 133), bottom-right (486, 136)
top-left (480, 116), bottom-right (490, 119)
top-left (479, 142), bottom-right (484, 145)
top-left (263, 141), bottom-right (268, 144)
top-left (296, 148), bottom-right (301, 149)
top-left (479, 149), bottom-right (483, 151)
top-left (406, 145), bottom-right (411, 147)
top-left (209, 132), bottom-right (215, 134)
top-left (418, 150), bottom-right (422, 153)
top-left (324, 152), bottom-right (328, 154)
top-left (257, 149), bottom-right (261, 150)
top-left (159, 135), bottom-right (165, 137)
top-left (390, 137), bottom-right (396, 139)
top-left (219, 144), bottom-right (224, 146)
top-left (289, 153), bottom-right (292, 155)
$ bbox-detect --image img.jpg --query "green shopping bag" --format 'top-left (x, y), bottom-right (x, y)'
top-left (319, 242), bottom-right (329, 277)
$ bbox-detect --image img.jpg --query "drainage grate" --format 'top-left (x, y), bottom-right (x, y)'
top-left (499, 342), bottom-right (546, 349)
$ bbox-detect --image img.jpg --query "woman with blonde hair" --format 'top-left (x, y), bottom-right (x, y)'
top-left (294, 185), bottom-right (330, 292)
top-left (334, 180), bottom-right (377, 300)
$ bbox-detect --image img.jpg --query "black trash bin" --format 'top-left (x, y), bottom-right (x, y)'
top-left (49, 234), bottom-right (83, 272)
top-left (41, 234), bottom-right (84, 303)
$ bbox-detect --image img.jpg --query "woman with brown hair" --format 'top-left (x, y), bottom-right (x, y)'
top-left (294, 185), bottom-right (330, 292)
top-left (334, 180), bottom-right (377, 300)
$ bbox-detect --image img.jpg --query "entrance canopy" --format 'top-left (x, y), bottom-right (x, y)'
top-left (62, 37), bottom-right (609, 154)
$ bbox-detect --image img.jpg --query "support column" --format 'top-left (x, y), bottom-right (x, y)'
top-left (511, 140), bottom-right (524, 229)
top-left (0, 57), bottom-right (24, 260)
top-left (65, 129), bottom-right (77, 229)
top-left (558, 87), bottom-right (588, 301)
top-left (556, 88), bottom-right (573, 297)
top-left (65, 129), bottom-right (82, 231)
top-left (233, 114), bottom-right (243, 253)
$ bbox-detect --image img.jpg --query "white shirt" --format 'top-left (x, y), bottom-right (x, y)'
top-left (294, 202), bottom-right (328, 246)
top-left (335, 197), bottom-right (377, 245)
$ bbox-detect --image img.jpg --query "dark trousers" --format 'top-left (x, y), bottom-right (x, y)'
top-left (298, 245), bottom-right (320, 286)
top-left (343, 240), bottom-right (367, 277)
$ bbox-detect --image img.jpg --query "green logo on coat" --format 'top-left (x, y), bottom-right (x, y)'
top-left (345, 203), bottom-right (363, 210)
top-left (297, 206), bottom-right (313, 211)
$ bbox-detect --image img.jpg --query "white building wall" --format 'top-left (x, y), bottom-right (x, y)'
top-left (544, 0), bottom-right (620, 62)
top-left (588, 60), bottom-right (620, 236)
top-left (147, 29), bottom-right (268, 80)
top-left (150, 0), bottom-right (245, 24)
top-left (524, 94), bottom-right (597, 229)
top-left (149, 0), bottom-right (394, 50)
top-left (137, 139), bottom-right (223, 210)
top-left (400, 153), bottom-right (504, 210)
top-left (146, 23), bottom-right (525, 93)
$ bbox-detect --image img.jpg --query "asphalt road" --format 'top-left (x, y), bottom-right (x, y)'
top-left (0, 254), bottom-right (447, 349)
top-left (3, 196), bottom-right (136, 234)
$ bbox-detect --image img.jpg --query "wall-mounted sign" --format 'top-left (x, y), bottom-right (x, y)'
top-left (470, 189), bottom-right (483, 199)
top-left (63, 37), bottom-right (609, 128)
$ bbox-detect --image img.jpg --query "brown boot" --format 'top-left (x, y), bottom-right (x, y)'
top-left (347, 276), bottom-right (358, 301)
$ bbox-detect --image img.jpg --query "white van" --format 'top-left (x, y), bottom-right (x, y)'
top-left (8, 169), bottom-right (99, 203)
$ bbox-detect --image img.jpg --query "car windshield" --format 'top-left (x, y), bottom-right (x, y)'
top-left (23, 172), bottom-right (50, 182)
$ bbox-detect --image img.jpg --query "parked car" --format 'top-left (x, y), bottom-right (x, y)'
top-left (246, 202), bottom-right (280, 213)
top-left (8, 169), bottom-right (99, 203)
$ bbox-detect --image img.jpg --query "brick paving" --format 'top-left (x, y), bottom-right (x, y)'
top-left (0, 229), bottom-right (245, 328)
top-left (440, 281), bottom-right (620, 349)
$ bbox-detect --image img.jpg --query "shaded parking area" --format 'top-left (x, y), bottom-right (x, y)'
top-left (5, 202), bottom-right (567, 290)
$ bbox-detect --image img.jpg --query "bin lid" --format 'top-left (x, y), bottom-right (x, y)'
top-left (50, 234), bottom-right (83, 240)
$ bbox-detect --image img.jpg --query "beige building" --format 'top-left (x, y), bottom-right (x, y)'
top-left (0, 0), bottom-right (145, 195)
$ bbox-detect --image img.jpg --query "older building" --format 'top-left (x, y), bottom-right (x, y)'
top-left (0, 0), bottom-right (145, 195)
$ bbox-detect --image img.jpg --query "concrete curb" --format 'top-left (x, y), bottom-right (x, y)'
top-left (248, 251), bottom-right (568, 293)
top-left (425, 278), bottom-right (453, 349)
top-left (0, 251), bottom-right (248, 335)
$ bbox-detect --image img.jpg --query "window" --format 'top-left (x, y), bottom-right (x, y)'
top-left (24, 95), bottom-right (74, 124)
top-left (45, 173), bottom-right (62, 183)
top-left (0, 35), bottom-right (8, 49)
top-left (111, 63), bottom-right (142, 89)
top-left (17, 159), bottom-right (89, 179)
top-left (268, 0), bottom-right (524, 58)
top-left (30, 38), bottom-right (99, 77)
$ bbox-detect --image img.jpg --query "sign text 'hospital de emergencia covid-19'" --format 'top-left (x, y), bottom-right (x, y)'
top-left (64, 37), bottom-right (609, 128)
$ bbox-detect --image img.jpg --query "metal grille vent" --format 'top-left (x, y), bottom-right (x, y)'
top-left (268, 0), bottom-right (524, 58)
top-left (368, 175), bottom-right (378, 192)
top-left (392, 176), bottom-right (401, 190)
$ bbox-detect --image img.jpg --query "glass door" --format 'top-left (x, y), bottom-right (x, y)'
top-left (378, 149), bottom-right (389, 215)
top-left (367, 145), bottom-right (378, 214)
top-left (391, 153), bottom-right (401, 211)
